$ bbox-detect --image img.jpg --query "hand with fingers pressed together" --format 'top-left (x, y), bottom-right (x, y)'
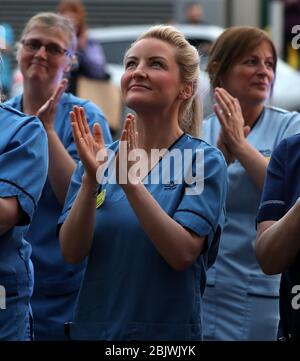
top-left (116, 113), bottom-right (144, 187)
top-left (214, 87), bottom-right (250, 162)
top-left (36, 79), bottom-right (68, 131)
top-left (70, 105), bottom-right (106, 185)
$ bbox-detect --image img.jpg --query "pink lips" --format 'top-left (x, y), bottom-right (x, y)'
top-left (128, 84), bottom-right (151, 91)
top-left (30, 61), bottom-right (48, 69)
top-left (252, 82), bottom-right (269, 88)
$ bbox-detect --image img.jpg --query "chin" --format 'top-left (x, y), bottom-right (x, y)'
top-left (125, 98), bottom-right (149, 113)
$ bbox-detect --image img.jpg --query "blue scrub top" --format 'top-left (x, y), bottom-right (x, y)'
top-left (58, 134), bottom-right (227, 340)
top-left (0, 104), bottom-right (48, 340)
top-left (5, 92), bottom-right (112, 340)
top-left (202, 106), bottom-right (300, 340)
top-left (257, 134), bottom-right (300, 340)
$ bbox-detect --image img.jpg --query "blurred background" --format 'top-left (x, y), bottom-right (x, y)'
top-left (0, 0), bottom-right (296, 69)
top-left (1, 0), bottom-right (300, 137)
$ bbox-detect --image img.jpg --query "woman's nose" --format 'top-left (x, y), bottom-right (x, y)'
top-left (132, 65), bottom-right (147, 78)
top-left (34, 45), bottom-right (47, 57)
top-left (257, 62), bottom-right (269, 75)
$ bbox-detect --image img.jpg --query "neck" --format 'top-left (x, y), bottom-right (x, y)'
top-left (135, 113), bottom-right (184, 154)
top-left (22, 83), bottom-right (55, 115)
top-left (239, 102), bottom-right (264, 128)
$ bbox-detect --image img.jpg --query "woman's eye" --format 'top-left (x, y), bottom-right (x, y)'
top-left (125, 61), bottom-right (136, 69)
top-left (152, 61), bottom-right (163, 68)
top-left (245, 59), bottom-right (256, 65)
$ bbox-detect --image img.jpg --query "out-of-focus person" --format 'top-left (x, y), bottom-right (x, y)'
top-left (185, 2), bottom-right (205, 24)
top-left (57, 0), bottom-right (110, 95)
top-left (0, 23), bottom-right (14, 98)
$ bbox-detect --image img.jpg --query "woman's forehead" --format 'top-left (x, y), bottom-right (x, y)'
top-left (24, 26), bottom-right (68, 42)
top-left (127, 38), bottom-right (176, 57)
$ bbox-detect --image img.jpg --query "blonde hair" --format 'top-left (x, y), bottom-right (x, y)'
top-left (127, 25), bottom-right (202, 137)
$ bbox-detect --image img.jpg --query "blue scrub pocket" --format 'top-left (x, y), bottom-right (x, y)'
top-left (0, 274), bottom-right (19, 340)
top-left (0, 249), bottom-right (34, 340)
top-left (245, 275), bottom-right (280, 341)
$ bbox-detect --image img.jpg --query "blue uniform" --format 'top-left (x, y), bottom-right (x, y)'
top-left (5, 93), bottom-right (112, 340)
top-left (202, 106), bottom-right (300, 340)
top-left (0, 104), bottom-right (48, 340)
top-left (58, 134), bottom-right (227, 340)
top-left (257, 134), bottom-right (300, 341)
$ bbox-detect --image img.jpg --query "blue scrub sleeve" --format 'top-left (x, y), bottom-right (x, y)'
top-left (65, 102), bottom-right (112, 161)
top-left (173, 146), bottom-right (227, 256)
top-left (0, 118), bottom-right (48, 223)
top-left (278, 111), bottom-right (300, 140)
top-left (257, 139), bottom-right (287, 223)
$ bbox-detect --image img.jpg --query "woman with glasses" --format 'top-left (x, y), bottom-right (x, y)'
top-left (0, 53), bottom-right (48, 339)
top-left (5, 12), bottom-right (112, 340)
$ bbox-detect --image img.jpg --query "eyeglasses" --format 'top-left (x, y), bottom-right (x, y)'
top-left (21, 39), bottom-right (71, 57)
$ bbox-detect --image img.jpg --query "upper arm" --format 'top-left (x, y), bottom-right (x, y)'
top-left (173, 146), bottom-right (227, 266)
top-left (257, 139), bottom-right (287, 224)
top-left (0, 116), bottom-right (48, 224)
top-left (0, 197), bottom-right (25, 235)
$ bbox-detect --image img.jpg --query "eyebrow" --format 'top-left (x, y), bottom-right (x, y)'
top-left (23, 38), bottom-right (64, 46)
top-left (125, 55), bottom-right (168, 61)
top-left (247, 54), bottom-right (274, 60)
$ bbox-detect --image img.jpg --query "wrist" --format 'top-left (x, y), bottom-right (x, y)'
top-left (82, 173), bottom-right (99, 196)
top-left (44, 125), bottom-right (55, 134)
top-left (231, 139), bottom-right (249, 159)
top-left (121, 180), bottom-right (143, 194)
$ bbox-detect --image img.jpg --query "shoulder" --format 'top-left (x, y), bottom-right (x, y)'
top-left (202, 113), bottom-right (219, 132)
top-left (203, 112), bottom-right (218, 126)
top-left (4, 94), bottom-right (22, 110)
top-left (60, 92), bottom-right (104, 115)
top-left (184, 133), bottom-right (221, 152)
top-left (0, 102), bottom-right (43, 130)
top-left (264, 105), bottom-right (300, 120)
top-left (60, 92), bottom-right (90, 107)
top-left (184, 134), bottom-right (226, 168)
top-left (279, 132), bottom-right (300, 149)
top-left (204, 112), bottom-right (217, 122)
top-left (0, 105), bottom-right (47, 151)
top-left (0, 102), bottom-right (24, 117)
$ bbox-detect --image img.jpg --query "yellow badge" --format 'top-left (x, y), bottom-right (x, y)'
top-left (96, 190), bottom-right (106, 209)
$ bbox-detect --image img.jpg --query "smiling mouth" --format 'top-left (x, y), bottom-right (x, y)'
top-left (30, 62), bottom-right (48, 68)
top-left (253, 83), bottom-right (269, 88)
top-left (129, 84), bottom-right (150, 90)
